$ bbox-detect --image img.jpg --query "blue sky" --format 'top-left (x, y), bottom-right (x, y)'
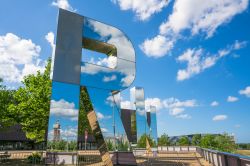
top-left (0, 0), bottom-right (250, 143)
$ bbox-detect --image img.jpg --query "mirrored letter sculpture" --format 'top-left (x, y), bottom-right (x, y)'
top-left (47, 8), bottom-right (136, 165)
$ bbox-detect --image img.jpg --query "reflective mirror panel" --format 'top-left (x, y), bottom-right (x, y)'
top-left (85, 87), bottom-right (130, 151)
top-left (150, 106), bottom-right (158, 146)
top-left (48, 8), bottom-right (136, 165)
top-left (130, 87), bottom-right (147, 143)
top-left (47, 81), bottom-right (80, 151)
top-left (83, 17), bottom-right (135, 62)
top-left (81, 58), bottom-right (135, 91)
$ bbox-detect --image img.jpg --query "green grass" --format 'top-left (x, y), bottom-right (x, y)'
top-left (236, 150), bottom-right (250, 157)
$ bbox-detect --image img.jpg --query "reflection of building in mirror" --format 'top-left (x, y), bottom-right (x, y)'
top-left (53, 120), bottom-right (61, 142)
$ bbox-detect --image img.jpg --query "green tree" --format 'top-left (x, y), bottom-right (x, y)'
top-left (200, 134), bottom-right (217, 149)
top-left (8, 60), bottom-right (52, 142)
top-left (0, 78), bottom-right (15, 128)
top-left (214, 133), bottom-right (236, 153)
top-left (191, 134), bottom-right (201, 146)
top-left (200, 134), bottom-right (236, 153)
top-left (106, 140), bottom-right (115, 151)
top-left (178, 136), bottom-right (190, 146)
top-left (158, 133), bottom-right (170, 146)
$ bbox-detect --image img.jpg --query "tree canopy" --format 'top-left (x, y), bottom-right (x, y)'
top-left (0, 78), bottom-right (15, 128)
top-left (177, 136), bottom-right (190, 146)
top-left (158, 133), bottom-right (170, 146)
top-left (7, 60), bottom-right (52, 142)
top-left (191, 134), bottom-right (202, 146)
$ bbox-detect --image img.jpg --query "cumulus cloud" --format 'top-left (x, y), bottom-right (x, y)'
top-left (145, 97), bottom-right (163, 111)
top-left (176, 41), bottom-right (246, 81)
top-left (160, 0), bottom-right (248, 37)
top-left (227, 96), bottom-right (239, 102)
top-left (0, 33), bottom-right (45, 83)
top-left (211, 101), bottom-right (219, 107)
top-left (120, 100), bottom-right (132, 109)
top-left (52, 0), bottom-right (76, 11)
top-left (103, 75), bottom-right (117, 82)
top-left (133, 96), bottom-right (197, 119)
top-left (140, 0), bottom-right (248, 57)
top-left (213, 115), bottom-right (228, 121)
top-left (176, 114), bottom-right (191, 119)
top-left (111, 0), bottom-right (169, 21)
top-left (239, 86), bottom-right (250, 98)
top-left (139, 35), bottom-right (174, 58)
top-left (50, 99), bottom-right (78, 121)
top-left (169, 107), bottom-right (184, 116)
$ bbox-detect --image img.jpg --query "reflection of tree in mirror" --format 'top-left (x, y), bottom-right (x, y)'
top-left (47, 140), bottom-right (77, 151)
top-left (137, 134), bottom-right (156, 148)
top-left (79, 87), bottom-right (93, 136)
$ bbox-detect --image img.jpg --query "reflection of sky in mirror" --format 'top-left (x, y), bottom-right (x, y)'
top-left (83, 17), bottom-right (135, 62)
top-left (81, 17), bottom-right (136, 91)
top-left (86, 87), bottom-right (127, 141)
top-left (81, 58), bottom-right (135, 90)
top-left (47, 81), bottom-right (80, 141)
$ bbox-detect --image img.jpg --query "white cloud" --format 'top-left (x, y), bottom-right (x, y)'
top-left (169, 107), bottom-right (184, 116)
top-left (144, 97), bottom-right (196, 119)
top-left (239, 86), bottom-right (250, 98)
top-left (139, 35), bottom-right (174, 58)
top-left (120, 100), bottom-right (132, 109)
top-left (211, 101), bottom-right (219, 107)
top-left (145, 97), bottom-right (163, 111)
top-left (176, 114), bottom-right (191, 119)
top-left (213, 115), bottom-right (228, 121)
top-left (45, 32), bottom-right (55, 79)
top-left (140, 0), bottom-right (248, 57)
top-left (227, 96), bottom-right (239, 102)
top-left (163, 97), bottom-right (197, 108)
top-left (103, 75), bottom-right (117, 82)
top-left (101, 128), bottom-right (108, 133)
top-left (111, 0), bottom-right (169, 21)
top-left (176, 41), bottom-right (246, 81)
top-left (0, 33), bottom-right (45, 83)
top-left (50, 99), bottom-right (78, 121)
top-left (160, 0), bottom-right (248, 37)
top-left (96, 112), bottom-right (112, 120)
top-left (61, 127), bottom-right (77, 139)
top-left (52, 0), bottom-right (75, 11)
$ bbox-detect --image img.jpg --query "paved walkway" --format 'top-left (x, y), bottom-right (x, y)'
top-left (136, 152), bottom-right (211, 166)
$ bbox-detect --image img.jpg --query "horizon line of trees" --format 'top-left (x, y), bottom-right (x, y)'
top-left (157, 133), bottom-right (237, 153)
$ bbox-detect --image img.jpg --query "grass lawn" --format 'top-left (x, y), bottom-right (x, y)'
top-left (236, 150), bottom-right (250, 157)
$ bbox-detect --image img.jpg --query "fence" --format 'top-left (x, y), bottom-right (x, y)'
top-left (196, 147), bottom-right (250, 166)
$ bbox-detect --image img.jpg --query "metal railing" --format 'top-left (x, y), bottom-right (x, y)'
top-left (196, 147), bottom-right (250, 166)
